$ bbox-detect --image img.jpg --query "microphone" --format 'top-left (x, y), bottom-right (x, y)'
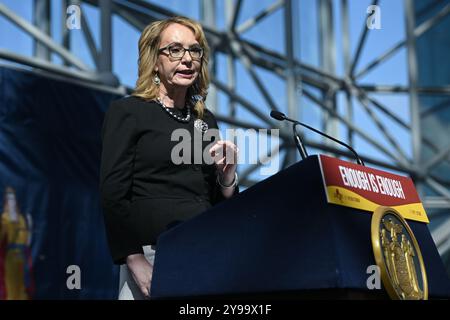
top-left (271, 110), bottom-right (308, 160)
top-left (270, 110), bottom-right (365, 166)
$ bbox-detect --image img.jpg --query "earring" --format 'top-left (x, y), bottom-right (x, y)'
top-left (153, 73), bottom-right (160, 85)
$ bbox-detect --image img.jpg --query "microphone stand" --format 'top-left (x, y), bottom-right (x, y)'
top-left (271, 110), bottom-right (365, 166)
top-left (293, 123), bottom-right (308, 160)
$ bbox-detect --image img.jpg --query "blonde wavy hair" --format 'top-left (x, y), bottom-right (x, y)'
top-left (132, 16), bottom-right (210, 119)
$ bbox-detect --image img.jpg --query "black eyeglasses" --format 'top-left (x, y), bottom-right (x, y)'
top-left (158, 43), bottom-right (204, 60)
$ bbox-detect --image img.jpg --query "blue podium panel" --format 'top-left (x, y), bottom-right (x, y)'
top-left (151, 156), bottom-right (450, 299)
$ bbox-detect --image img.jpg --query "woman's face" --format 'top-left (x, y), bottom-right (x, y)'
top-left (155, 23), bottom-right (202, 91)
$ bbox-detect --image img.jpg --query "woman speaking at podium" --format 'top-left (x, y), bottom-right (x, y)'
top-left (99, 16), bottom-right (239, 300)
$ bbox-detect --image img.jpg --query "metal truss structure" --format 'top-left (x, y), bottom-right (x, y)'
top-left (1, 0), bottom-right (450, 256)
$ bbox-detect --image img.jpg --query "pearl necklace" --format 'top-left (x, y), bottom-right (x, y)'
top-left (156, 98), bottom-right (191, 123)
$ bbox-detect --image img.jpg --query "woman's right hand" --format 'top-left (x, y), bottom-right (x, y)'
top-left (126, 253), bottom-right (153, 298)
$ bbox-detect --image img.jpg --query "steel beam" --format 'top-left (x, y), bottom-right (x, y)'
top-left (33, 0), bottom-right (51, 61)
top-left (0, 3), bottom-right (90, 70)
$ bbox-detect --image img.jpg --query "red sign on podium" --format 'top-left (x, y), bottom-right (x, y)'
top-left (318, 155), bottom-right (429, 223)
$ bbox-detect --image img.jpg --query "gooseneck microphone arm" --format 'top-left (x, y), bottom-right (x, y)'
top-left (270, 110), bottom-right (365, 166)
top-left (293, 123), bottom-right (308, 160)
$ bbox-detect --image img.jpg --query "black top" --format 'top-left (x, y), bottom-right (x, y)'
top-left (99, 96), bottom-right (237, 264)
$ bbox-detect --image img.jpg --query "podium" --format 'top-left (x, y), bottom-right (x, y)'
top-left (150, 155), bottom-right (450, 299)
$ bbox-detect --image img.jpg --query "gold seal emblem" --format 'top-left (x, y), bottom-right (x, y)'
top-left (371, 206), bottom-right (428, 300)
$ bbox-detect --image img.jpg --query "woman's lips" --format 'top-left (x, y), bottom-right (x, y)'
top-left (175, 71), bottom-right (194, 79)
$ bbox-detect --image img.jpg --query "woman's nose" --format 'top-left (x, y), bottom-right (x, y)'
top-left (181, 50), bottom-right (193, 64)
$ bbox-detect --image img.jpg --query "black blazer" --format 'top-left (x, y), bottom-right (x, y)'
top-left (99, 96), bottom-right (237, 264)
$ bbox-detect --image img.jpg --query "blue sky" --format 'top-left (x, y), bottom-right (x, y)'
top-left (0, 0), bottom-right (415, 178)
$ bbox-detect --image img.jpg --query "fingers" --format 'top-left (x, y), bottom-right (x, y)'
top-left (138, 271), bottom-right (152, 298)
top-left (140, 284), bottom-right (150, 298)
top-left (128, 256), bottom-right (153, 299)
top-left (213, 155), bottom-right (235, 166)
top-left (216, 157), bottom-right (226, 165)
top-left (208, 140), bottom-right (238, 153)
top-left (208, 143), bottom-right (223, 156)
top-left (145, 270), bottom-right (153, 298)
top-left (209, 141), bottom-right (239, 165)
